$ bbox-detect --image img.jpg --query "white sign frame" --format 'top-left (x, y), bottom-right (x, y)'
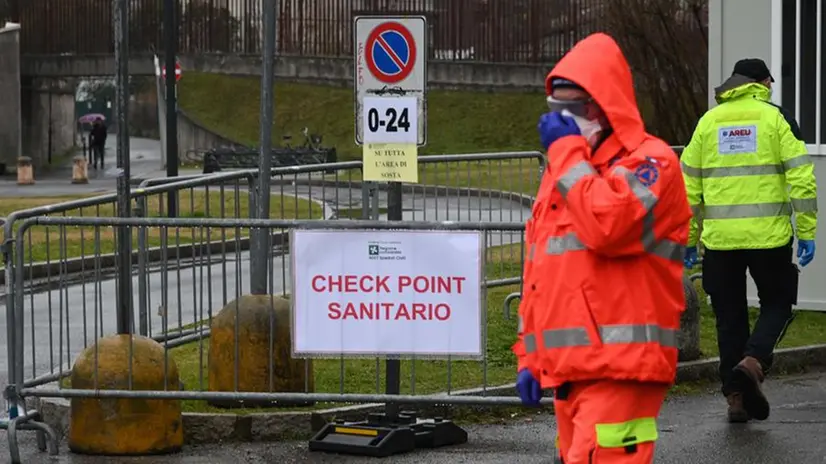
top-left (289, 229), bottom-right (484, 360)
top-left (354, 15), bottom-right (427, 147)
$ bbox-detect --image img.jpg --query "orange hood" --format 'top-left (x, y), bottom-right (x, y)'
top-left (545, 33), bottom-right (646, 152)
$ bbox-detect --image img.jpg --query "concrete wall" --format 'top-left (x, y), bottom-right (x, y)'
top-left (176, 109), bottom-right (245, 166)
top-left (24, 54), bottom-right (550, 91)
top-left (0, 24), bottom-right (23, 172)
top-left (21, 78), bottom-right (77, 172)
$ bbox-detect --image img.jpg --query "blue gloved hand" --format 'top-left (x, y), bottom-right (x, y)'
top-left (516, 369), bottom-right (543, 407)
top-left (797, 239), bottom-right (816, 267)
top-left (538, 111), bottom-right (581, 151)
top-left (684, 246), bottom-right (698, 269)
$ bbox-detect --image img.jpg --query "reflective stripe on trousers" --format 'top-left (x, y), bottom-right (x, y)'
top-left (537, 161), bottom-right (685, 262)
top-left (522, 324), bottom-right (678, 354)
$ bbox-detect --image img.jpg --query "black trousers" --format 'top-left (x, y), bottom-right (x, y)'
top-left (702, 240), bottom-right (799, 395)
top-left (91, 145), bottom-right (105, 167)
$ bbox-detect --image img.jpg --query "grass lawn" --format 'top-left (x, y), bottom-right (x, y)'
top-left (162, 245), bottom-right (826, 414)
top-left (177, 72), bottom-right (545, 195)
top-left (1, 190), bottom-right (322, 264)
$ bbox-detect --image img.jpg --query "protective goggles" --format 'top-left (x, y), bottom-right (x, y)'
top-left (546, 96), bottom-right (595, 118)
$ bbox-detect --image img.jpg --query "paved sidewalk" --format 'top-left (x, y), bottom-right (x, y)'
top-left (0, 137), bottom-right (193, 197)
top-left (5, 370), bottom-right (826, 463)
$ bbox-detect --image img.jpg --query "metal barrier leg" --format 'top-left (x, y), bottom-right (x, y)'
top-left (5, 411), bottom-right (61, 463)
top-left (7, 416), bottom-right (22, 464)
top-left (35, 427), bottom-right (46, 451)
top-left (28, 419), bottom-right (59, 455)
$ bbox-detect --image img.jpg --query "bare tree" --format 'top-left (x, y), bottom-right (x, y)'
top-left (602, 0), bottom-right (708, 145)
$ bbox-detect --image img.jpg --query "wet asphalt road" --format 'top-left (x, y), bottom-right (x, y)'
top-left (5, 371), bottom-right (826, 463)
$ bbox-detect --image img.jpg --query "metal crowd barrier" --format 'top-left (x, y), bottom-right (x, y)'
top-left (4, 216), bottom-right (529, 461)
top-left (2, 151), bottom-right (545, 462)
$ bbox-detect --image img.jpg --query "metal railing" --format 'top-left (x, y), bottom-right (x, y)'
top-left (4, 217), bottom-right (529, 461)
top-left (1, 151), bottom-right (544, 461)
top-left (9, 0), bottom-right (608, 62)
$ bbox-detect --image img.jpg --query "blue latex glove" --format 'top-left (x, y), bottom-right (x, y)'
top-left (538, 111), bottom-right (581, 151)
top-left (797, 239), bottom-right (816, 267)
top-left (684, 246), bottom-right (698, 269)
top-left (516, 369), bottom-right (543, 407)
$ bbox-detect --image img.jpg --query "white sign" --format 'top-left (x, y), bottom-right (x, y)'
top-left (290, 229), bottom-right (483, 358)
top-left (362, 96), bottom-right (418, 144)
top-left (718, 125), bottom-right (757, 155)
top-left (354, 16), bottom-right (427, 146)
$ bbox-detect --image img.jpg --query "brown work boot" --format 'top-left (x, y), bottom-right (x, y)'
top-left (725, 392), bottom-right (749, 423)
top-left (731, 356), bottom-right (770, 421)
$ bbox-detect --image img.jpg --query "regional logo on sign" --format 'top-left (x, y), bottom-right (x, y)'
top-left (718, 125), bottom-right (757, 155)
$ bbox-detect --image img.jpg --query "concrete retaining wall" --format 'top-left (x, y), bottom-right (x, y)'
top-left (24, 54), bottom-right (550, 92)
top-left (177, 109), bottom-right (246, 166)
top-left (0, 24), bottom-right (22, 173)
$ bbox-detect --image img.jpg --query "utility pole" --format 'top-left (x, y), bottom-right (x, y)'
top-left (114, 0), bottom-right (133, 334)
top-left (250, 0), bottom-right (277, 295)
top-left (164, 0), bottom-right (179, 216)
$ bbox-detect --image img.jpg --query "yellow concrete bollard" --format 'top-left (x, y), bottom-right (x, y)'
top-left (71, 155), bottom-right (89, 184)
top-left (16, 156), bottom-right (34, 185)
top-left (68, 334), bottom-right (183, 456)
top-left (208, 294), bottom-right (315, 408)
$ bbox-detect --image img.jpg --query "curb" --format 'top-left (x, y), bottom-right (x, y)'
top-left (31, 343), bottom-right (826, 445)
top-left (1, 179), bottom-right (535, 285)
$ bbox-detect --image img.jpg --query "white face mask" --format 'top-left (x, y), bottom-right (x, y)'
top-left (561, 109), bottom-right (604, 147)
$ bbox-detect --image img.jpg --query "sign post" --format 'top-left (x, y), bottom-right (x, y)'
top-left (299, 229), bottom-right (474, 456)
top-left (354, 16), bottom-right (428, 437)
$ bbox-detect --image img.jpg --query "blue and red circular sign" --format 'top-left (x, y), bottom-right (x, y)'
top-left (365, 22), bottom-right (417, 84)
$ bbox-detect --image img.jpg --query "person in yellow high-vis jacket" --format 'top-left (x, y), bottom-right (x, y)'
top-left (681, 58), bottom-right (818, 424)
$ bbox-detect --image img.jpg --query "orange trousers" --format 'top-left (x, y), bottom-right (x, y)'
top-left (553, 380), bottom-right (669, 464)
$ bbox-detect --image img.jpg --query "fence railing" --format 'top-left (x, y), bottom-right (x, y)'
top-left (9, 0), bottom-right (610, 62)
top-left (8, 216), bottom-right (525, 398)
top-left (1, 151), bottom-right (544, 462)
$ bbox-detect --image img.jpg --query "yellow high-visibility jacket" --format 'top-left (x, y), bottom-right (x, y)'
top-left (681, 82), bottom-right (818, 250)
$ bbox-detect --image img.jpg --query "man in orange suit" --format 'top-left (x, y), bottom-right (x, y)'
top-left (513, 32), bottom-right (692, 463)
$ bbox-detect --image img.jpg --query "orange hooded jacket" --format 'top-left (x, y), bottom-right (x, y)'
top-left (512, 33), bottom-right (692, 387)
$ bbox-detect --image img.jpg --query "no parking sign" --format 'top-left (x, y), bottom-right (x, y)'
top-left (354, 16), bottom-right (427, 182)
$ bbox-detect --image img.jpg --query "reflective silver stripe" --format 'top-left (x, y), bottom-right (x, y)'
top-left (544, 164), bottom-right (678, 262)
top-left (557, 161), bottom-right (597, 198)
top-left (524, 333), bottom-right (537, 353)
top-left (690, 204), bottom-right (703, 218)
top-left (546, 233), bottom-right (587, 255)
top-left (542, 328), bottom-right (591, 348)
top-left (791, 197), bottom-right (818, 213)
top-left (702, 164), bottom-right (784, 178)
top-left (542, 214), bottom-right (682, 262)
top-left (527, 244), bottom-right (536, 261)
top-left (517, 315), bottom-right (524, 333)
top-left (703, 202), bottom-right (792, 219)
top-left (600, 324), bottom-right (678, 348)
top-left (682, 162), bottom-right (804, 178)
top-left (647, 240), bottom-right (685, 262)
top-left (681, 161), bottom-right (702, 178)
top-left (614, 166), bottom-right (657, 211)
top-left (783, 154), bottom-right (813, 170)
top-left (527, 324), bottom-right (678, 350)
top-left (642, 212), bottom-right (684, 262)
